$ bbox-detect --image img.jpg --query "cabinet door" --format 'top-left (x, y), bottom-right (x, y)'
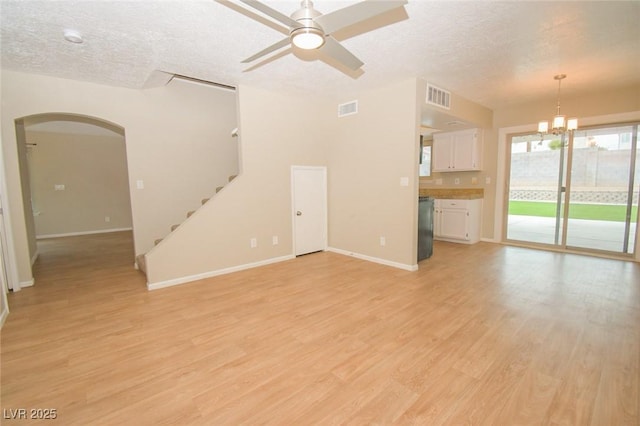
top-left (440, 208), bottom-right (469, 240)
top-left (432, 134), bottom-right (453, 172)
top-left (433, 200), bottom-right (442, 237)
top-left (452, 131), bottom-right (477, 170)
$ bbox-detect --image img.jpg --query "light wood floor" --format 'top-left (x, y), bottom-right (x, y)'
top-left (1, 231), bottom-right (639, 425)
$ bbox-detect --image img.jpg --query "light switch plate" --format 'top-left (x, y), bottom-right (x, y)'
top-left (400, 177), bottom-right (409, 187)
top-left (136, 180), bottom-right (144, 189)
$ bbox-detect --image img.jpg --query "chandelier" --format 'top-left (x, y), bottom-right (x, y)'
top-left (538, 74), bottom-right (578, 136)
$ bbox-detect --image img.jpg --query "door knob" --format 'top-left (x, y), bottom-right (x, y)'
top-left (296, 211), bottom-right (302, 216)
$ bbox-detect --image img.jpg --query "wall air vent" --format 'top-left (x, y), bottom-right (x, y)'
top-left (426, 83), bottom-right (451, 110)
top-left (338, 100), bottom-right (358, 117)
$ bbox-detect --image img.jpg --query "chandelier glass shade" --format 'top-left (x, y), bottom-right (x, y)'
top-left (538, 74), bottom-right (578, 136)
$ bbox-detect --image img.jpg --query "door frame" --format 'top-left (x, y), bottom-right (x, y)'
top-left (290, 165), bottom-right (327, 257)
top-left (0, 153), bottom-right (18, 326)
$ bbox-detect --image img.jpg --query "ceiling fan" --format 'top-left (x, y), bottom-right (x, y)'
top-left (221, 0), bottom-right (408, 71)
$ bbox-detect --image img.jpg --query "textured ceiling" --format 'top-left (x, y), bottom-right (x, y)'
top-left (1, 0), bottom-right (639, 110)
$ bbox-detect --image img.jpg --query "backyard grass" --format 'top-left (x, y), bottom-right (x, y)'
top-left (509, 200), bottom-right (638, 222)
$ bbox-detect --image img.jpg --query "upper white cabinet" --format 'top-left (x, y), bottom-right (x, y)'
top-left (432, 128), bottom-right (483, 172)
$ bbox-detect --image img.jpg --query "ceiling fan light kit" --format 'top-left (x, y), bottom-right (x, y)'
top-left (227, 0), bottom-right (408, 72)
top-left (291, 27), bottom-right (325, 50)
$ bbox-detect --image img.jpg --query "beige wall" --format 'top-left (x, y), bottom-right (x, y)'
top-left (14, 121), bottom-right (37, 265)
top-left (145, 84), bottom-right (331, 283)
top-left (26, 130), bottom-right (133, 237)
top-left (493, 83), bottom-right (640, 129)
top-left (146, 79), bottom-right (421, 284)
top-left (1, 70), bottom-right (238, 284)
top-left (2, 68), bottom-right (637, 288)
top-left (327, 78), bottom-right (421, 268)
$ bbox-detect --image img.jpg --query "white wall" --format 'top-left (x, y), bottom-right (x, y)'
top-left (1, 70), bottom-right (238, 284)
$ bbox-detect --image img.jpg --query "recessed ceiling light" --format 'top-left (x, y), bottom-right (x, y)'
top-left (63, 29), bottom-right (83, 44)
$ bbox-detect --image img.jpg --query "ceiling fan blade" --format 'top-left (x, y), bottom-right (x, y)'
top-left (215, 0), bottom-right (289, 35)
top-left (242, 37), bottom-right (291, 63)
top-left (243, 48), bottom-right (292, 73)
top-left (319, 37), bottom-right (363, 71)
top-left (315, 0), bottom-right (408, 35)
top-left (237, 0), bottom-right (302, 29)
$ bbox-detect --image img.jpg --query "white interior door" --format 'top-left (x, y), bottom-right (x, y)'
top-left (292, 166), bottom-right (327, 256)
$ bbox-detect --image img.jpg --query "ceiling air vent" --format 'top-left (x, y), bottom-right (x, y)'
top-left (338, 100), bottom-right (358, 117)
top-left (426, 83), bottom-right (451, 110)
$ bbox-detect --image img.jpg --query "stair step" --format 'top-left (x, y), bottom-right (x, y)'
top-left (201, 198), bottom-right (210, 205)
top-left (154, 238), bottom-right (163, 246)
top-left (171, 224), bottom-right (179, 232)
top-left (215, 186), bottom-right (224, 193)
top-left (136, 254), bottom-right (147, 276)
top-left (228, 174), bottom-right (237, 182)
top-left (187, 210), bottom-right (195, 218)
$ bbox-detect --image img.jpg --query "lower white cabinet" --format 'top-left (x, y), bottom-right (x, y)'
top-left (434, 199), bottom-right (482, 244)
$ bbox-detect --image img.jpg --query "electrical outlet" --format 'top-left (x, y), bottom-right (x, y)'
top-left (105, 216), bottom-right (110, 223)
top-left (272, 236), bottom-right (278, 245)
top-left (136, 180), bottom-right (144, 189)
top-left (471, 177), bottom-right (478, 185)
top-left (454, 178), bottom-right (460, 185)
top-left (250, 238), bottom-right (257, 248)
top-left (380, 236), bottom-right (386, 246)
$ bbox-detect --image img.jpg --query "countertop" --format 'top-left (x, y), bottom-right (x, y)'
top-left (419, 188), bottom-right (484, 199)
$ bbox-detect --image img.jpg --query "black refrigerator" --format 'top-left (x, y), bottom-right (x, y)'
top-left (418, 196), bottom-right (434, 261)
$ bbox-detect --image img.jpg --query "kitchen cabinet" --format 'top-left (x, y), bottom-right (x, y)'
top-left (434, 199), bottom-right (482, 244)
top-left (432, 128), bottom-right (483, 172)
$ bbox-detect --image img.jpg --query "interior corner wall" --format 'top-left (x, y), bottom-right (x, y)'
top-left (327, 78), bottom-right (420, 268)
top-left (1, 70), bottom-right (238, 285)
top-left (145, 84), bottom-right (330, 284)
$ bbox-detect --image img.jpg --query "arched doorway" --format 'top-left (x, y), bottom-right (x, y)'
top-left (14, 113), bottom-right (133, 287)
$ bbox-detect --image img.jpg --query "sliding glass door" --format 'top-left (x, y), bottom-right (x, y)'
top-left (505, 123), bottom-right (639, 256)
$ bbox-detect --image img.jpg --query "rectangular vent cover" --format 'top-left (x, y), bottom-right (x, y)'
top-left (426, 84), bottom-right (451, 110)
top-left (338, 100), bottom-right (358, 117)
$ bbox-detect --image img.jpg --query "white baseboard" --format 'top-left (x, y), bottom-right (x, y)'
top-left (20, 279), bottom-right (34, 288)
top-left (147, 254), bottom-right (296, 291)
top-left (327, 247), bottom-right (418, 272)
top-left (480, 237), bottom-right (499, 243)
top-left (0, 308), bottom-right (8, 328)
top-left (36, 227), bottom-right (133, 240)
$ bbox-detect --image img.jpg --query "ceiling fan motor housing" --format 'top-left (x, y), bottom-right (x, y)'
top-left (290, 0), bottom-right (325, 48)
